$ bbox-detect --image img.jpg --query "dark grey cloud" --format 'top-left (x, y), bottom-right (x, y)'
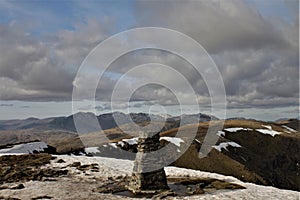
top-left (0, 20), bottom-right (109, 101)
top-left (0, 0), bottom-right (298, 111)
top-left (130, 0), bottom-right (299, 108)
top-left (134, 0), bottom-right (291, 53)
top-left (95, 49), bottom-right (210, 105)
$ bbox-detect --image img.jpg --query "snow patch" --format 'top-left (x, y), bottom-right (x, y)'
top-left (195, 139), bottom-right (201, 144)
top-left (256, 129), bottom-right (281, 137)
top-left (216, 131), bottom-right (225, 137)
top-left (85, 147), bottom-right (100, 154)
top-left (0, 142), bottom-right (48, 154)
top-left (224, 127), bottom-right (244, 132)
top-left (116, 137), bottom-right (139, 147)
top-left (117, 141), bottom-right (124, 147)
top-left (262, 125), bottom-right (272, 129)
top-left (224, 127), bottom-right (252, 132)
top-left (256, 125), bottom-right (281, 136)
top-left (122, 137), bottom-right (138, 145)
top-left (281, 125), bottom-right (297, 133)
top-left (213, 142), bottom-right (241, 152)
top-left (160, 137), bottom-right (184, 147)
top-left (108, 143), bottom-right (117, 148)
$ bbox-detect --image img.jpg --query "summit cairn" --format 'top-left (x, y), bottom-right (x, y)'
top-left (128, 131), bottom-right (169, 194)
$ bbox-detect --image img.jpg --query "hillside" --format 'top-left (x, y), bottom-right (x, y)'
top-left (164, 119), bottom-right (300, 191)
top-left (85, 119), bottom-right (300, 191)
top-left (0, 116), bottom-right (299, 191)
top-left (276, 118), bottom-right (300, 131)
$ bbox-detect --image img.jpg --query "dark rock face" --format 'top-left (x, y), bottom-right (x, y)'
top-left (128, 133), bottom-right (169, 194)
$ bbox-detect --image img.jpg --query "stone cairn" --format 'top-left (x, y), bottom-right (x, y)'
top-left (127, 131), bottom-right (169, 194)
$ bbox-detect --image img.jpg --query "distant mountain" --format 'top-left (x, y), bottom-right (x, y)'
top-left (0, 117), bottom-right (54, 130)
top-left (0, 112), bottom-right (218, 132)
top-left (0, 112), bottom-right (217, 154)
top-left (168, 113), bottom-right (218, 125)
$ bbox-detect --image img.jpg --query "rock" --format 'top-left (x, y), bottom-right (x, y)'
top-left (194, 185), bottom-right (205, 195)
top-left (152, 190), bottom-right (177, 199)
top-left (11, 184), bottom-right (25, 190)
top-left (68, 162), bottom-right (81, 168)
top-left (0, 185), bottom-right (9, 190)
top-left (31, 195), bottom-right (53, 200)
top-left (56, 159), bottom-right (65, 163)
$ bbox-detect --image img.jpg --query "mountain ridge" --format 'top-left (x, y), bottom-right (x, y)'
top-left (0, 112), bottom-right (217, 132)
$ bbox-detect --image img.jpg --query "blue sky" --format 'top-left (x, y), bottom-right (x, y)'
top-left (246, 0), bottom-right (296, 22)
top-left (0, 0), bottom-right (298, 120)
top-left (0, 0), bottom-right (294, 35)
top-left (0, 0), bottom-right (136, 35)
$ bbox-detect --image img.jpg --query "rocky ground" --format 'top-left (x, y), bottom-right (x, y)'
top-left (0, 154), bottom-right (299, 200)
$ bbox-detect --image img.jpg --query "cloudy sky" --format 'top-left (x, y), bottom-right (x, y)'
top-left (0, 0), bottom-right (298, 120)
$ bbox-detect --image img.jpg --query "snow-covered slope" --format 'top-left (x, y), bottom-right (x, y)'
top-left (0, 141), bottom-right (49, 154)
top-left (0, 155), bottom-right (299, 200)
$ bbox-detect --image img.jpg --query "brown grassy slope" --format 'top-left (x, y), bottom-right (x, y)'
top-left (160, 119), bottom-right (300, 191)
top-left (80, 121), bottom-right (179, 145)
top-left (276, 119), bottom-right (300, 131)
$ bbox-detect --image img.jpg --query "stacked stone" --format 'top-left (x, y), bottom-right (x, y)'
top-left (128, 132), bottom-right (169, 194)
top-left (137, 133), bottom-right (160, 152)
